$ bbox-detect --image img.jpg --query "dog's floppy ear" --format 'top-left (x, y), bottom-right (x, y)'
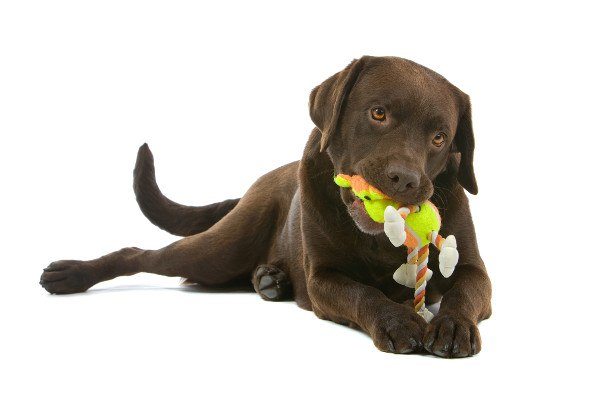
top-left (454, 95), bottom-right (478, 194)
top-left (309, 57), bottom-right (367, 152)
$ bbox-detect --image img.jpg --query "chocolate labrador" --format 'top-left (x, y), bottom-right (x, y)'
top-left (40, 56), bottom-right (491, 358)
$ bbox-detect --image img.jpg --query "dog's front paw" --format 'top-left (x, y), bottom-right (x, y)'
top-left (370, 305), bottom-right (428, 354)
top-left (40, 260), bottom-right (96, 294)
top-left (423, 313), bottom-right (481, 358)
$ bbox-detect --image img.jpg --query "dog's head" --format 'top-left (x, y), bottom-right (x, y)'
top-left (309, 56), bottom-right (477, 234)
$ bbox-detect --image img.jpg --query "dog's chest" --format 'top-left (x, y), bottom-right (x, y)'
top-left (355, 243), bottom-right (440, 302)
top-left (353, 244), bottom-right (406, 281)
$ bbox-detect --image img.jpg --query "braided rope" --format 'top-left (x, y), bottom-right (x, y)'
top-left (414, 245), bottom-right (430, 313)
top-left (430, 231), bottom-right (444, 250)
top-left (394, 206), bottom-right (434, 320)
top-left (407, 246), bottom-right (418, 266)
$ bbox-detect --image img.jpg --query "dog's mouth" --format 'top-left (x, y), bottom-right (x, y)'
top-left (339, 189), bottom-right (387, 235)
top-left (349, 194), bottom-right (385, 235)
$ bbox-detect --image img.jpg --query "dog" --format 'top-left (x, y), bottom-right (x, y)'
top-left (40, 56), bottom-right (492, 358)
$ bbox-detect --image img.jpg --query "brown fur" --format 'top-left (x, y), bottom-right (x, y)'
top-left (40, 56), bottom-right (491, 358)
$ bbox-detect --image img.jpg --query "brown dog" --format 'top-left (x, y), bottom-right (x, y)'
top-left (40, 56), bottom-right (491, 358)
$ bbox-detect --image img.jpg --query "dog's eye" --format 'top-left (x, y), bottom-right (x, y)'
top-left (370, 107), bottom-right (386, 121)
top-left (432, 132), bottom-right (446, 147)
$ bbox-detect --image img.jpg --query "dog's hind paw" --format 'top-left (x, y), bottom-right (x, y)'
top-left (40, 260), bottom-right (96, 294)
top-left (252, 264), bottom-right (291, 301)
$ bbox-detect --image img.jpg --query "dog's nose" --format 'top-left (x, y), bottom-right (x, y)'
top-left (386, 164), bottom-right (420, 192)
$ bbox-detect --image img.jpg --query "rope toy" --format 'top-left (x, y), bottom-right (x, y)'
top-left (334, 174), bottom-right (459, 322)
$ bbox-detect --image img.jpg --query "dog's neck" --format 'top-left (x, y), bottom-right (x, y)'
top-left (298, 129), bottom-right (407, 269)
top-left (298, 129), bottom-right (346, 226)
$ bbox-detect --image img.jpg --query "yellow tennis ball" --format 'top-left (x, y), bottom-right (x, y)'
top-left (404, 202), bottom-right (441, 246)
top-left (333, 175), bottom-right (352, 188)
top-left (362, 199), bottom-right (397, 223)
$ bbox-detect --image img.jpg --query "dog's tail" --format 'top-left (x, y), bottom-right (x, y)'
top-left (133, 143), bottom-right (240, 237)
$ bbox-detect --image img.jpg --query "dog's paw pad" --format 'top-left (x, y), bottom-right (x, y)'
top-left (253, 264), bottom-right (291, 301)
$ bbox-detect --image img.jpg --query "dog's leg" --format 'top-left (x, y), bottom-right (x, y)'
top-left (40, 194), bottom-right (276, 294)
top-left (308, 267), bottom-right (428, 354)
top-left (420, 196), bottom-right (492, 358)
top-left (423, 265), bottom-right (491, 358)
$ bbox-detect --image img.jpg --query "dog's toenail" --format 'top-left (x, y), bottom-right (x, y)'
top-left (434, 348), bottom-right (447, 357)
top-left (387, 340), bottom-right (396, 353)
top-left (409, 338), bottom-right (418, 349)
top-left (424, 337), bottom-right (435, 351)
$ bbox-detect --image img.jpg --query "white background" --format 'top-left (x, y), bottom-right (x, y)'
top-left (1, 1), bottom-right (593, 395)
